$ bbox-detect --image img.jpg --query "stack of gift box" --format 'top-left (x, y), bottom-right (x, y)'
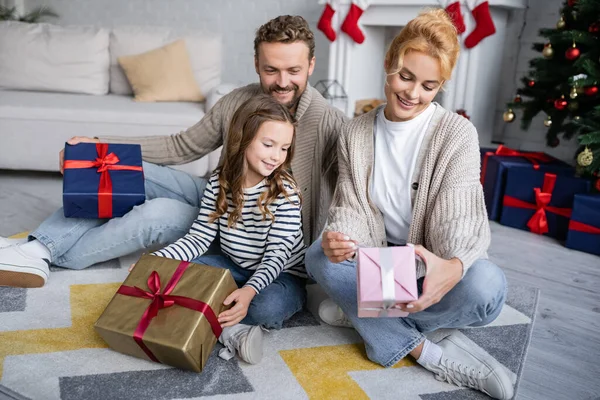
top-left (480, 145), bottom-right (600, 256)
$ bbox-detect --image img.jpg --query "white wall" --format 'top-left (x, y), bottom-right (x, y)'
top-left (493, 0), bottom-right (579, 164)
top-left (23, 0), bottom-right (330, 87)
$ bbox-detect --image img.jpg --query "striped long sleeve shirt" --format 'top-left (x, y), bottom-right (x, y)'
top-left (153, 172), bottom-right (306, 293)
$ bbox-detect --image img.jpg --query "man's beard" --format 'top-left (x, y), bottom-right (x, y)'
top-left (263, 82), bottom-right (303, 111)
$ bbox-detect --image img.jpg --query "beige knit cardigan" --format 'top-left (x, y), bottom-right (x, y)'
top-left (326, 105), bottom-right (491, 278)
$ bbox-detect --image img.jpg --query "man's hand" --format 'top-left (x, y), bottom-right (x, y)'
top-left (59, 136), bottom-right (100, 174)
top-left (218, 286), bottom-right (257, 327)
top-left (322, 231), bottom-right (357, 263)
top-left (400, 245), bottom-right (463, 313)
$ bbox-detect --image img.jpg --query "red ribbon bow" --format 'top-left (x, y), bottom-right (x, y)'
top-left (117, 261), bottom-right (222, 363)
top-left (569, 220), bottom-right (600, 235)
top-left (503, 173), bottom-right (572, 235)
top-left (480, 145), bottom-right (554, 184)
top-left (63, 143), bottom-right (143, 218)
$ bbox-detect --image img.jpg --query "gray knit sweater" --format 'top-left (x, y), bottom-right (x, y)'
top-left (101, 84), bottom-right (348, 243)
top-left (326, 105), bottom-right (491, 278)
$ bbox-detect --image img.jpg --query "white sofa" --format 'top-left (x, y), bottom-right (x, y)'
top-left (0, 22), bottom-right (230, 177)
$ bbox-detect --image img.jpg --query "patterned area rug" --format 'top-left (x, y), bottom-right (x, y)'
top-left (0, 245), bottom-right (538, 400)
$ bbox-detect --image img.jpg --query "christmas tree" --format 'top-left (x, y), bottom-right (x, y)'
top-left (504, 0), bottom-right (600, 179)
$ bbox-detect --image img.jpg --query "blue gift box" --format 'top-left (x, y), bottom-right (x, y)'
top-left (63, 143), bottom-right (145, 218)
top-left (481, 149), bottom-right (573, 220)
top-left (499, 169), bottom-right (590, 240)
top-left (565, 194), bottom-right (600, 256)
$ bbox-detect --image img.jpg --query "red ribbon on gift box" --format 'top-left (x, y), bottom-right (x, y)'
top-left (503, 173), bottom-right (572, 235)
top-left (480, 145), bottom-right (554, 185)
top-left (569, 220), bottom-right (600, 235)
top-left (116, 261), bottom-right (223, 363)
top-left (63, 143), bottom-right (143, 218)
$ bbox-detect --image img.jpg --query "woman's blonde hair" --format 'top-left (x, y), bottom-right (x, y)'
top-left (384, 8), bottom-right (460, 82)
top-left (209, 94), bottom-right (300, 228)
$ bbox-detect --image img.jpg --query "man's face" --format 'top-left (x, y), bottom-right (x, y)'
top-left (255, 41), bottom-right (315, 111)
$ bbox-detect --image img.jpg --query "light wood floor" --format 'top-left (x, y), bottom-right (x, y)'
top-left (0, 170), bottom-right (599, 400)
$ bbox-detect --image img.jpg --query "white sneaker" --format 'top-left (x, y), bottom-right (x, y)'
top-left (318, 299), bottom-right (353, 328)
top-left (218, 324), bottom-right (263, 364)
top-left (423, 333), bottom-right (514, 400)
top-left (0, 245), bottom-right (50, 288)
top-left (0, 236), bottom-right (27, 249)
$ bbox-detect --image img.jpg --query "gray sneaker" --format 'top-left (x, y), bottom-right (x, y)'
top-left (318, 299), bottom-right (353, 328)
top-left (424, 333), bottom-right (514, 400)
top-left (218, 324), bottom-right (263, 364)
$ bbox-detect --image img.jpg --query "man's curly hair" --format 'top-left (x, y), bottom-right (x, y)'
top-left (254, 15), bottom-right (315, 60)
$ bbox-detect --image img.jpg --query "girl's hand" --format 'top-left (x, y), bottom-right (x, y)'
top-left (400, 245), bottom-right (463, 313)
top-left (322, 231), bottom-right (358, 263)
top-left (218, 286), bottom-right (257, 327)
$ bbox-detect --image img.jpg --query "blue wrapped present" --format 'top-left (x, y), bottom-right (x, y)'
top-left (481, 145), bottom-right (573, 220)
top-left (63, 143), bottom-right (145, 218)
top-left (500, 169), bottom-right (590, 240)
top-left (565, 194), bottom-right (600, 256)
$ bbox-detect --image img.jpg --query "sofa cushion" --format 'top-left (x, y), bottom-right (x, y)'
top-left (118, 39), bottom-right (204, 103)
top-left (109, 27), bottom-right (221, 98)
top-left (0, 21), bottom-right (110, 95)
top-left (0, 89), bottom-right (204, 126)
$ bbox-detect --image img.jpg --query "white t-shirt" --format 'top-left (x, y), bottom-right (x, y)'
top-left (369, 103), bottom-right (436, 244)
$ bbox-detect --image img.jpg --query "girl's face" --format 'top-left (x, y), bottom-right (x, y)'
top-left (384, 51), bottom-right (443, 122)
top-left (244, 120), bottom-right (294, 187)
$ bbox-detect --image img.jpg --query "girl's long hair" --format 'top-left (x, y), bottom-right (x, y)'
top-left (210, 94), bottom-right (300, 228)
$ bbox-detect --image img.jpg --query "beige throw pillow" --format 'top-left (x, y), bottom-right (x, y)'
top-left (117, 39), bottom-right (204, 102)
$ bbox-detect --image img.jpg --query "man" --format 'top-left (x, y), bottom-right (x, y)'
top-left (0, 15), bottom-right (347, 289)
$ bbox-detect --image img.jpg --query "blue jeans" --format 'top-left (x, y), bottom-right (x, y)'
top-left (30, 162), bottom-right (207, 269)
top-left (305, 239), bottom-right (507, 368)
top-left (192, 254), bottom-right (306, 330)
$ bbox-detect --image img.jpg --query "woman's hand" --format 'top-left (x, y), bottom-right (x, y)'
top-left (322, 231), bottom-right (358, 263)
top-left (218, 286), bottom-right (257, 327)
top-left (401, 245), bottom-right (463, 313)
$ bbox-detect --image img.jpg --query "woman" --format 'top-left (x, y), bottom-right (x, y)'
top-left (305, 8), bottom-right (513, 400)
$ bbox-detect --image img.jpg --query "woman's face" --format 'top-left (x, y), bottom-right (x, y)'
top-left (384, 51), bottom-right (443, 122)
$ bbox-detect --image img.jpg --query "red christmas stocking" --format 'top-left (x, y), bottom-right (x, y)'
top-left (318, 2), bottom-right (337, 42)
top-left (465, 0), bottom-right (496, 48)
top-left (439, 0), bottom-right (466, 33)
top-left (341, 0), bottom-right (368, 44)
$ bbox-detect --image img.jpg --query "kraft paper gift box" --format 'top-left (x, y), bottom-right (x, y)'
top-left (500, 169), bottom-right (590, 240)
top-left (63, 142), bottom-right (145, 218)
top-left (565, 194), bottom-right (600, 256)
top-left (357, 246), bottom-right (418, 318)
top-left (94, 254), bottom-right (237, 372)
top-left (480, 145), bottom-right (572, 221)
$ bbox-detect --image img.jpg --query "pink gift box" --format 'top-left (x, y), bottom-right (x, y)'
top-left (357, 246), bottom-right (419, 318)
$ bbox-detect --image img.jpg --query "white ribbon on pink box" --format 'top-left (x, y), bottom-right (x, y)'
top-left (357, 245), bottom-right (419, 317)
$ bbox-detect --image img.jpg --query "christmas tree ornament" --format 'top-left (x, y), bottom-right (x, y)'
top-left (571, 10), bottom-right (577, 20)
top-left (439, 0), bottom-right (466, 33)
top-left (577, 147), bottom-right (594, 167)
top-left (565, 42), bottom-right (581, 60)
top-left (544, 115), bottom-right (553, 127)
top-left (503, 108), bottom-right (515, 123)
top-left (341, 0), bottom-right (368, 44)
top-left (574, 115), bottom-right (581, 121)
top-left (569, 101), bottom-right (579, 111)
top-left (584, 86), bottom-right (599, 96)
top-left (549, 137), bottom-right (560, 147)
top-left (570, 86), bottom-right (578, 99)
top-left (595, 179), bottom-right (600, 192)
top-left (514, 94), bottom-right (522, 103)
top-left (554, 95), bottom-right (568, 110)
top-left (528, 79), bottom-right (536, 87)
top-left (317, 1), bottom-right (337, 42)
top-left (557, 14), bottom-right (566, 29)
top-left (567, 0), bottom-right (576, 6)
top-left (464, 0), bottom-right (496, 48)
top-left (590, 22), bottom-right (600, 34)
top-left (542, 43), bottom-right (554, 58)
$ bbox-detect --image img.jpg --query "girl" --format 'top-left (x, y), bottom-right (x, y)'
top-left (152, 94), bottom-right (306, 365)
top-left (306, 9), bottom-right (513, 400)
